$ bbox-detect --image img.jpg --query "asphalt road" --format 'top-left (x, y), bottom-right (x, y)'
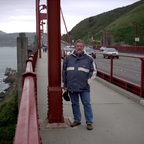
top-left (95, 52), bottom-right (142, 85)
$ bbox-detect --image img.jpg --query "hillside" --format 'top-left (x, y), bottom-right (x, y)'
top-left (0, 30), bottom-right (7, 34)
top-left (0, 74), bottom-right (18, 143)
top-left (106, 3), bottom-right (144, 46)
top-left (61, 0), bottom-right (144, 46)
top-left (0, 32), bottom-right (36, 47)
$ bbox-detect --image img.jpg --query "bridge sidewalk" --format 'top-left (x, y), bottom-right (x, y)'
top-left (36, 52), bottom-right (144, 144)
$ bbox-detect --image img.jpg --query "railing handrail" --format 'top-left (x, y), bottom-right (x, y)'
top-left (14, 51), bottom-right (40, 144)
top-left (96, 52), bottom-right (144, 98)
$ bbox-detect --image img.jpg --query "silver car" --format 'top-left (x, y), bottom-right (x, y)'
top-left (99, 46), bottom-right (107, 51)
top-left (85, 47), bottom-right (96, 59)
top-left (61, 45), bottom-right (74, 58)
top-left (103, 48), bottom-right (119, 59)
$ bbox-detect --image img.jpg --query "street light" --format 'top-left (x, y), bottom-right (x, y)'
top-left (101, 29), bottom-right (106, 46)
top-left (130, 22), bottom-right (139, 46)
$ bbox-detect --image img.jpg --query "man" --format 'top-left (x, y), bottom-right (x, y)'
top-left (62, 39), bottom-right (97, 130)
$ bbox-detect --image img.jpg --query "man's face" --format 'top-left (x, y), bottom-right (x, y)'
top-left (75, 42), bottom-right (84, 54)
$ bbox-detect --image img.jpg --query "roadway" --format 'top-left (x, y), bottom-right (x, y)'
top-left (95, 52), bottom-right (142, 85)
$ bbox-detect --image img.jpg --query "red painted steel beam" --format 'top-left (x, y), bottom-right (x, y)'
top-left (40, 13), bottom-right (47, 20)
top-left (14, 58), bottom-right (40, 144)
top-left (38, 6), bottom-right (47, 58)
top-left (36, 0), bottom-right (40, 36)
top-left (140, 58), bottom-right (144, 97)
top-left (14, 76), bottom-right (40, 144)
top-left (38, 8), bottom-right (41, 58)
top-left (36, 1), bottom-right (47, 59)
top-left (25, 59), bottom-right (33, 72)
top-left (110, 56), bottom-right (113, 83)
top-left (97, 71), bottom-right (141, 96)
top-left (47, 0), bottom-right (64, 123)
top-left (36, 0), bottom-right (42, 58)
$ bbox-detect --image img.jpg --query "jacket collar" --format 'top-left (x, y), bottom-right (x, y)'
top-left (71, 50), bottom-right (87, 57)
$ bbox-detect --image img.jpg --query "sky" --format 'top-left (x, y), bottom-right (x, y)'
top-left (0, 0), bottom-right (140, 34)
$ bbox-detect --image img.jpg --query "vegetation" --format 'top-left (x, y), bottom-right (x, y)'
top-left (62, 0), bottom-right (144, 46)
top-left (106, 3), bottom-right (144, 46)
top-left (0, 81), bottom-right (18, 144)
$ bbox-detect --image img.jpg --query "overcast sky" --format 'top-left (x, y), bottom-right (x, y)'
top-left (0, 0), bottom-right (140, 34)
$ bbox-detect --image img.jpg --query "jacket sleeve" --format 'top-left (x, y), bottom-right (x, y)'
top-left (62, 57), bottom-right (67, 87)
top-left (88, 59), bottom-right (97, 84)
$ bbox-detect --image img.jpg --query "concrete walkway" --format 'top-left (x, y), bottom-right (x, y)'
top-left (36, 52), bottom-right (144, 144)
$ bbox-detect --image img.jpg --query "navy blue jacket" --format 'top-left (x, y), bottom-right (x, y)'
top-left (62, 50), bottom-right (97, 92)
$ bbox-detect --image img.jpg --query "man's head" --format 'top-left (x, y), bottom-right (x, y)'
top-left (74, 39), bottom-right (85, 54)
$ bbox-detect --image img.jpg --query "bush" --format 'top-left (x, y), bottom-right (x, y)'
top-left (0, 83), bottom-right (18, 144)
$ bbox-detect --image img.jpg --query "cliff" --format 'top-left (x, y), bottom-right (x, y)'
top-left (0, 68), bottom-right (18, 143)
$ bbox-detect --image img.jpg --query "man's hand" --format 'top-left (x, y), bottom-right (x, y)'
top-left (88, 79), bottom-right (91, 85)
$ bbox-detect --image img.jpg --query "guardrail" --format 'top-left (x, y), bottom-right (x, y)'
top-left (96, 45), bottom-right (144, 53)
top-left (96, 53), bottom-right (144, 98)
top-left (14, 50), bottom-right (41, 144)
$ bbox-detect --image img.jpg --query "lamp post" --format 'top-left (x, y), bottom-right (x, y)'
top-left (38, 4), bottom-right (47, 58)
top-left (130, 22), bottom-right (139, 46)
top-left (101, 29), bottom-right (106, 46)
top-left (104, 30), bottom-right (106, 46)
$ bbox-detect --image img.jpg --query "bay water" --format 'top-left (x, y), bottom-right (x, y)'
top-left (0, 47), bottom-right (17, 93)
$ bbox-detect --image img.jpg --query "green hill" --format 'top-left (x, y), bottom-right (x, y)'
top-left (106, 3), bottom-right (144, 46)
top-left (62, 0), bottom-right (144, 46)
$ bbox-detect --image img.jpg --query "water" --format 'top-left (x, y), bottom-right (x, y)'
top-left (0, 47), bottom-right (17, 93)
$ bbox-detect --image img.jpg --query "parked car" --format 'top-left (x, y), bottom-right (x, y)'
top-left (85, 47), bottom-right (96, 59)
top-left (61, 45), bottom-right (74, 58)
top-left (99, 46), bottom-right (107, 51)
top-left (103, 48), bottom-right (119, 59)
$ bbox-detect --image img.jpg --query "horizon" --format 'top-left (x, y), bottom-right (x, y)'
top-left (0, 0), bottom-right (139, 33)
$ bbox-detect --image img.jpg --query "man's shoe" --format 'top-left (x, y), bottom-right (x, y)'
top-left (71, 121), bottom-right (81, 127)
top-left (87, 124), bottom-right (93, 130)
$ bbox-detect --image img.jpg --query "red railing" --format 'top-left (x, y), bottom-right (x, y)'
top-left (14, 50), bottom-right (41, 144)
top-left (96, 45), bottom-right (144, 53)
top-left (96, 53), bottom-right (144, 98)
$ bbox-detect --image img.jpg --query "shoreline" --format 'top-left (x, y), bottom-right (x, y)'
top-left (0, 68), bottom-right (17, 103)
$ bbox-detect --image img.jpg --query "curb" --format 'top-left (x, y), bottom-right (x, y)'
top-left (96, 77), bottom-right (144, 107)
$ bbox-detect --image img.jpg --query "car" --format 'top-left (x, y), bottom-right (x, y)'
top-left (103, 48), bottom-right (119, 59)
top-left (61, 45), bottom-right (74, 58)
top-left (99, 46), bottom-right (107, 51)
top-left (85, 47), bottom-right (96, 59)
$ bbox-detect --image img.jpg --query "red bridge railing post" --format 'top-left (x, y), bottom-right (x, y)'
top-left (140, 58), bottom-right (144, 97)
top-left (110, 56), bottom-right (114, 83)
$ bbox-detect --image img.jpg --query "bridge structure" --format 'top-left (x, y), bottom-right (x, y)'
top-left (13, 0), bottom-right (144, 144)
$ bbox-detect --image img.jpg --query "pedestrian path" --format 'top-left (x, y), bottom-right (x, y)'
top-left (36, 52), bottom-right (144, 144)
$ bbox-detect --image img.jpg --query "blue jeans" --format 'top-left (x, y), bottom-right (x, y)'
top-left (69, 91), bottom-right (93, 124)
